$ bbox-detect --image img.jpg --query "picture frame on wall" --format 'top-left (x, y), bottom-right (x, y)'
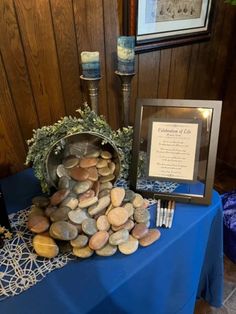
top-left (124, 0), bottom-right (214, 53)
top-left (129, 99), bottom-right (222, 205)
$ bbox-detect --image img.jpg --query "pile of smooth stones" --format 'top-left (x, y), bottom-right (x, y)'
top-left (27, 149), bottom-right (161, 259)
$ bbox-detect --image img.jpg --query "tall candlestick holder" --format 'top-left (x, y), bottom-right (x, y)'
top-left (115, 71), bottom-right (135, 127)
top-left (80, 75), bottom-right (101, 114)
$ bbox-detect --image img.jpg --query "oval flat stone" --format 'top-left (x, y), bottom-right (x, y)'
top-left (109, 229), bottom-right (129, 246)
top-left (88, 195), bottom-right (110, 216)
top-left (96, 243), bottom-right (117, 256)
top-left (123, 190), bottom-right (135, 203)
top-left (28, 215), bottom-right (50, 233)
top-left (132, 194), bottom-right (144, 208)
top-left (70, 167), bottom-right (89, 181)
top-left (108, 162), bottom-right (116, 174)
top-left (28, 205), bottom-right (44, 218)
top-left (98, 167), bottom-right (111, 177)
top-left (44, 206), bottom-right (57, 218)
top-left (105, 203), bottom-right (114, 215)
top-left (32, 196), bottom-right (50, 208)
top-left (78, 189), bottom-right (95, 202)
top-left (58, 176), bottom-right (70, 190)
top-left (50, 206), bottom-right (71, 222)
top-left (96, 159), bottom-right (108, 169)
top-left (139, 229), bottom-right (161, 247)
top-left (82, 218), bottom-right (98, 235)
top-left (98, 189), bottom-right (110, 199)
top-left (49, 221), bottom-right (78, 240)
top-left (50, 189), bottom-right (70, 206)
top-left (89, 231), bottom-right (109, 250)
top-left (63, 156), bottom-right (79, 169)
top-left (80, 157), bottom-right (97, 168)
top-left (96, 215), bottom-right (110, 231)
top-left (118, 235), bottom-right (139, 255)
top-left (100, 181), bottom-right (113, 191)
top-left (73, 180), bottom-right (93, 194)
top-left (124, 203), bottom-right (134, 217)
top-left (111, 187), bottom-right (125, 207)
top-left (70, 235), bottom-right (88, 248)
top-left (68, 208), bottom-right (89, 224)
top-left (99, 174), bottom-right (115, 183)
top-left (101, 151), bottom-right (112, 159)
top-left (107, 207), bottom-right (129, 227)
top-left (87, 167), bottom-right (98, 181)
top-left (86, 149), bottom-right (100, 158)
top-left (79, 196), bottom-right (98, 209)
top-left (56, 164), bottom-right (69, 178)
top-left (134, 208), bottom-right (150, 223)
top-left (132, 223), bottom-right (149, 239)
top-left (60, 196), bottom-right (79, 210)
top-left (33, 234), bottom-right (59, 258)
top-left (112, 219), bottom-right (134, 232)
top-left (73, 246), bottom-right (94, 258)
top-left (92, 181), bottom-right (100, 197)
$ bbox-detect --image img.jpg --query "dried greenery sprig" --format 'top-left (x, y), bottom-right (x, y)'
top-left (26, 104), bottom-right (133, 192)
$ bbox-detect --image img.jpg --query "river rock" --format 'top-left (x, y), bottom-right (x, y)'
top-left (118, 235), bottom-right (139, 255)
top-left (33, 234), bottom-right (59, 258)
top-left (112, 219), bottom-right (134, 232)
top-left (61, 196), bottom-right (79, 210)
top-left (98, 189), bottom-right (110, 198)
top-left (73, 246), bottom-right (94, 258)
top-left (50, 206), bottom-right (71, 222)
top-left (111, 187), bottom-right (125, 207)
top-left (28, 205), bottom-right (44, 218)
top-left (70, 235), bottom-right (88, 248)
top-left (50, 189), bottom-right (70, 206)
top-left (98, 167), bottom-right (111, 177)
top-left (89, 231), bottom-right (109, 250)
top-left (96, 159), bottom-right (108, 168)
top-left (32, 196), bottom-right (50, 208)
top-left (80, 157), bottom-right (97, 168)
top-left (73, 180), bottom-right (93, 194)
top-left (58, 176), bottom-right (70, 190)
top-left (44, 206), bottom-right (57, 218)
top-left (105, 203), bottom-right (114, 215)
top-left (68, 208), bottom-right (89, 224)
top-left (100, 181), bottom-right (113, 192)
top-left (86, 149), bottom-right (100, 158)
top-left (78, 189), bottom-right (95, 202)
top-left (132, 194), bottom-right (144, 208)
top-left (131, 223), bottom-right (149, 239)
top-left (139, 229), bottom-right (161, 247)
top-left (123, 190), bottom-right (135, 203)
top-left (88, 195), bottom-right (110, 216)
top-left (56, 164), bottom-right (69, 178)
top-left (87, 167), bottom-right (98, 181)
top-left (96, 215), bottom-right (110, 231)
top-left (79, 196), bottom-right (98, 209)
top-left (108, 162), bottom-right (116, 174)
top-left (92, 181), bottom-right (100, 197)
top-left (70, 167), bottom-right (89, 181)
top-left (82, 218), bottom-right (98, 235)
top-left (101, 151), bottom-right (112, 159)
top-left (134, 208), bottom-right (150, 223)
top-left (63, 156), bottom-right (79, 169)
top-left (109, 229), bottom-right (129, 245)
top-left (28, 215), bottom-right (50, 233)
top-left (49, 221), bottom-right (78, 240)
top-left (96, 243), bottom-right (117, 256)
top-left (99, 174), bottom-right (115, 183)
top-left (124, 203), bottom-right (134, 217)
top-left (107, 207), bottom-right (129, 227)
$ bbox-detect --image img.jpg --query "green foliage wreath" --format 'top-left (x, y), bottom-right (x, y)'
top-left (26, 104), bottom-right (133, 193)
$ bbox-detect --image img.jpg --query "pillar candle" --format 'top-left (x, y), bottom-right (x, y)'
top-left (117, 36), bottom-right (135, 74)
top-left (81, 51), bottom-right (100, 78)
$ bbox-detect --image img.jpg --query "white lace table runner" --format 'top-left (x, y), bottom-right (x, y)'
top-left (0, 179), bottom-right (178, 300)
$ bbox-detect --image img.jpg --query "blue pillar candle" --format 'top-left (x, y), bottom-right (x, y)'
top-left (81, 51), bottom-right (100, 78)
top-left (117, 36), bottom-right (135, 74)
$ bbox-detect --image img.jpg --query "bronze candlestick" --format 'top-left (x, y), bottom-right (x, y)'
top-left (115, 71), bottom-right (135, 127)
top-left (80, 75), bottom-right (101, 114)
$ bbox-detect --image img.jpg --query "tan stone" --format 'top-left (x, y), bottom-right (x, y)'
top-left (111, 219), bottom-right (134, 232)
top-left (96, 159), bottom-right (108, 168)
top-left (109, 229), bottom-right (129, 245)
top-left (111, 187), bottom-right (125, 207)
top-left (132, 194), bottom-right (144, 208)
top-left (101, 151), bottom-right (112, 159)
top-left (107, 207), bottom-right (129, 226)
top-left (96, 243), bottom-right (117, 256)
top-left (98, 167), bottom-right (111, 177)
top-left (33, 234), bottom-right (59, 258)
top-left (73, 245), bottom-right (94, 258)
top-left (80, 157), bottom-right (97, 168)
top-left (87, 167), bottom-right (98, 181)
top-left (118, 235), bottom-right (139, 255)
top-left (108, 162), bottom-right (116, 174)
top-left (28, 215), bottom-right (50, 233)
top-left (99, 174), bottom-right (115, 183)
top-left (69, 167), bottom-right (89, 181)
top-left (139, 229), bottom-right (161, 247)
top-left (96, 215), bottom-right (110, 231)
top-left (89, 231), bottom-right (109, 250)
top-left (79, 196), bottom-right (98, 209)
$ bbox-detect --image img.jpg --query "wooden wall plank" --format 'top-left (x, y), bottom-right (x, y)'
top-left (73, 0), bottom-right (108, 117)
top-left (50, 0), bottom-right (82, 117)
top-left (14, 0), bottom-right (66, 126)
top-left (0, 53), bottom-right (26, 176)
top-left (0, 0), bottom-right (39, 141)
top-left (158, 49), bottom-right (172, 98)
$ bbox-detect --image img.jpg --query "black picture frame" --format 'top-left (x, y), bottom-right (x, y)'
top-left (124, 0), bottom-right (214, 53)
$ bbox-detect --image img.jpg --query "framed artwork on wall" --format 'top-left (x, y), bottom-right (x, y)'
top-left (124, 0), bottom-right (214, 53)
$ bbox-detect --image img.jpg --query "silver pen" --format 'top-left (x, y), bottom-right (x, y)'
top-left (169, 201), bottom-right (175, 228)
top-left (156, 199), bottom-right (161, 227)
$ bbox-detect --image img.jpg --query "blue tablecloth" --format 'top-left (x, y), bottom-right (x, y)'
top-left (0, 169), bottom-right (223, 314)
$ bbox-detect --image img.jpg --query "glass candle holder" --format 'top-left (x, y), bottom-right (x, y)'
top-left (117, 36), bottom-right (135, 74)
top-left (81, 51), bottom-right (100, 78)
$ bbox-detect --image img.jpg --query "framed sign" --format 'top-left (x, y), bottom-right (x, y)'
top-left (129, 99), bottom-right (222, 204)
top-left (124, 0), bottom-right (214, 52)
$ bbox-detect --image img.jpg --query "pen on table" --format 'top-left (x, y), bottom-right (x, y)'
top-left (163, 200), bottom-right (168, 227)
top-left (159, 200), bottom-right (164, 227)
top-left (162, 200), bottom-right (167, 227)
top-left (169, 201), bottom-right (175, 228)
top-left (165, 200), bottom-right (171, 227)
top-left (156, 199), bottom-right (161, 227)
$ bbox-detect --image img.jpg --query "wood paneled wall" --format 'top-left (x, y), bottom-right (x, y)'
top-left (0, 0), bottom-right (236, 177)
